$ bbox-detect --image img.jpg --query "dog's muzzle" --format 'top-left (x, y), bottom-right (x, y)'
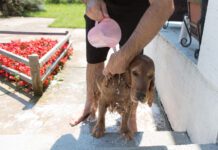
top-left (136, 92), bottom-right (146, 102)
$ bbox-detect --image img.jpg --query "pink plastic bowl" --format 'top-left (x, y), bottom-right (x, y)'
top-left (88, 18), bottom-right (121, 48)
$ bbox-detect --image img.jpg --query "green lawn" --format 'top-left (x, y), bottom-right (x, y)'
top-left (26, 3), bottom-right (85, 28)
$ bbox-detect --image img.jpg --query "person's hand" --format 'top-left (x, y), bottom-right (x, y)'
top-left (86, 0), bottom-right (109, 21)
top-left (103, 51), bottom-right (129, 76)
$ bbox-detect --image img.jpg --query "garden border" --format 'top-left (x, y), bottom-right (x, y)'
top-left (0, 31), bottom-right (71, 96)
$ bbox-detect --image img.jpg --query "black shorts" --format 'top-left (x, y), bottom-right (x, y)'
top-left (86, 0), bottom-right (149, 64)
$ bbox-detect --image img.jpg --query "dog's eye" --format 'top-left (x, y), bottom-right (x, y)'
top-left (132, 71), bottom-right (138, 76)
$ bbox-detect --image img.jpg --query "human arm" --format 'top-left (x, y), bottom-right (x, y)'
top-left (103, 0), bottom-right (174, 75)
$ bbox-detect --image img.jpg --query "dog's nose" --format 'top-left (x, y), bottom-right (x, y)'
top-left (136, 92), bottom-right (146, 101)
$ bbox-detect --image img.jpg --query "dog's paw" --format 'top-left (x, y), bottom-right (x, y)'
top-left (120, 129), bottom-right (133, 140)
top-left (92, 125), bottom-right (105, 138)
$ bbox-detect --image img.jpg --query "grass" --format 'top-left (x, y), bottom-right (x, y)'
top-left (26, 3), bottom-right (85, 28)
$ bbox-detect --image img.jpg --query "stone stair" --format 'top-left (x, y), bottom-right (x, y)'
top-left (100, 144), bottom-right (218, 150)
top-left (0, 131), bottom-right (191, 150)
top-left (0, 131), bottom-right (217, 150)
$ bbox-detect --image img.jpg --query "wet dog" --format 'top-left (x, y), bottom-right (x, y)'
top-left (91, 55), bottom-right (155, 140)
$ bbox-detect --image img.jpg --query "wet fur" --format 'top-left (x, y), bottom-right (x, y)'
top-left (92, 55), bottom-right (155, 140)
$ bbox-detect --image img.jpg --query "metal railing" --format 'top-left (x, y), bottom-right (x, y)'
top-left (180, 0), bottom-right (208, 59)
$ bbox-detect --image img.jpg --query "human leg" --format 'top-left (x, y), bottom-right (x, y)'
top-left (70, 14), bottom-right (109, 126)
top-left (70, 62), bottom-right (104, 126)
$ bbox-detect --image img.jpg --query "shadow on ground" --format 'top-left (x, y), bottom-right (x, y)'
top-left (50, 122), bottom-right (144, 150)
top-left (0, 78), bottom-right (40, 110)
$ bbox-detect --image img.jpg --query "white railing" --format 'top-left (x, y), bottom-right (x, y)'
top-left (0, 31), bottom-right (71, 96)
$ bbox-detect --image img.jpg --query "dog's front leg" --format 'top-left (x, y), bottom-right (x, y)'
top-left (92, 100), bottom-right (107, 138)
top-left (120, 106), bottom-right (133, 140)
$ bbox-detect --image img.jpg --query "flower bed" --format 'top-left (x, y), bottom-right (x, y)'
top-left (0, 37), bottom-right (73, 94)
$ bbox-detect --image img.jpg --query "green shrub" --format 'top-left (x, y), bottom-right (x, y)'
top-left (0, 0), bottom-right (24, 16)
top-left (0, 0), bottom-right (45, 16)
top-left (23, 0), bottom-right (45, 11)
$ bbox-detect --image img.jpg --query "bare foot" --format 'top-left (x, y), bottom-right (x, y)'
top-left (69, 101), bottom-right (93, 127)
top-left (69, 112), bottom-right (90, 127)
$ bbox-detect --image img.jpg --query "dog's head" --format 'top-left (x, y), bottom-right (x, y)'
top-left (127, 55), bottom-right (155, 107)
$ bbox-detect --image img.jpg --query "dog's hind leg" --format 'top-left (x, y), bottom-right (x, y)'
top-left (92, 99), bottom-right (107, 138)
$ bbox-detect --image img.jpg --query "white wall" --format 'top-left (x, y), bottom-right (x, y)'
top-left (198, 0), bottom-right (218, 88)
top-left (144, 34), bottom-right (218, 144)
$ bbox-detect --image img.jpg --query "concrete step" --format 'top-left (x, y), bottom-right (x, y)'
top-left (99, 144), bottom-right (218, 150)
top-left (0, 131), bottom-right (191, 150)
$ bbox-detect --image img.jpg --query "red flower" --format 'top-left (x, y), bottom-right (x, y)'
top-left (0, 38), bottom-right (73, 93)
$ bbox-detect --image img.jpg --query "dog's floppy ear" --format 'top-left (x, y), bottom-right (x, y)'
top-left (147, 77), bottom-right (155, 107)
